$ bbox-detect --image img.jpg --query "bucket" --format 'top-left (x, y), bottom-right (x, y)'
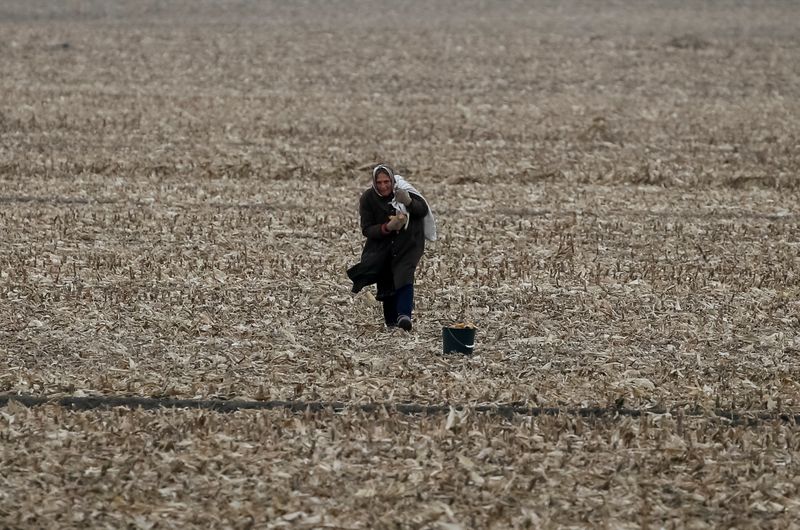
top-left (442, 326), bottom-right (476, 355)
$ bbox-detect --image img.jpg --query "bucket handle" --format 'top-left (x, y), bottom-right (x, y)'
top-left (445, 328), bottom-right (475, 349)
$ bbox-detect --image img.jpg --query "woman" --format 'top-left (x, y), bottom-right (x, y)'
top-left (347, 164), bottom-right (436, 331)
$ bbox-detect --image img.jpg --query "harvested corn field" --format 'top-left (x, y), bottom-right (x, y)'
top-left (1, 0), bottom-right (800, 527)
top-left (4, 403), bottom-right (800, 528)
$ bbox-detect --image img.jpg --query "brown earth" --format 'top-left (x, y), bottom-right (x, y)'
top-left (1, 0), bottom-right (799, 527)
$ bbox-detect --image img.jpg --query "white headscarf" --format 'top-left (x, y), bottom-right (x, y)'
top-left (372, 164), bottom-right (437, 242)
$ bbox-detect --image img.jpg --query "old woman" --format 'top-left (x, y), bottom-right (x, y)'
top-left (347, 164), bottom-right (436, 331)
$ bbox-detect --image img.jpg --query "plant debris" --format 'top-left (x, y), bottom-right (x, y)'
top-left (1, 0), bottom-right (799, 526)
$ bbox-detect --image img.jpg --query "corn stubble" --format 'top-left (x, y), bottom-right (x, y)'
top-left (1, 0), bottom-right (799, 527)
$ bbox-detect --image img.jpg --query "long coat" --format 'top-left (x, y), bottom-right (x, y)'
top-left (347, 188), bottom-right (429, 299)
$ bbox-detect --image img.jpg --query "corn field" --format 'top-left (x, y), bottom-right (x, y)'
top-left (1, 0), bottom-right (799, 527)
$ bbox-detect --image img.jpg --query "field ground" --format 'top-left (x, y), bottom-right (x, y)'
top-left (1, 0), bottom-right (800, 527)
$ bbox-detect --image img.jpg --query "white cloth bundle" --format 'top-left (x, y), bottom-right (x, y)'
top-left (391, 175), bottom-right (437, 241)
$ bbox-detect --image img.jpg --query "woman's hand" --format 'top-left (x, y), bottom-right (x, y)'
top-left (386, 213), bottom-right (407, 231)
top-left (394, 188), bottom-right (412, 206)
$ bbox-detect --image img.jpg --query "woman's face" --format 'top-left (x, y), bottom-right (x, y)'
top-left (375, 173), bottom-right (393, 197)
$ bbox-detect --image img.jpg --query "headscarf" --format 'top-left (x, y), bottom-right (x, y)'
top-left (372, 164), bottom-right (396, 197)
top-left (372, 164), bottom-right (437, 242)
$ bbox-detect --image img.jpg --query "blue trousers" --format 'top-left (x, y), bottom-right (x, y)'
top-left (383, 283), bottom-right (414, 326)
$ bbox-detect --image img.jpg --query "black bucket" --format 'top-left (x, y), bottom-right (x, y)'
top-left (442, 326), bottom-right (476, 355)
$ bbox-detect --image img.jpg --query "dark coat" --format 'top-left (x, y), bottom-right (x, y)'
top-left (347, 188), bottom-right (429, 299)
